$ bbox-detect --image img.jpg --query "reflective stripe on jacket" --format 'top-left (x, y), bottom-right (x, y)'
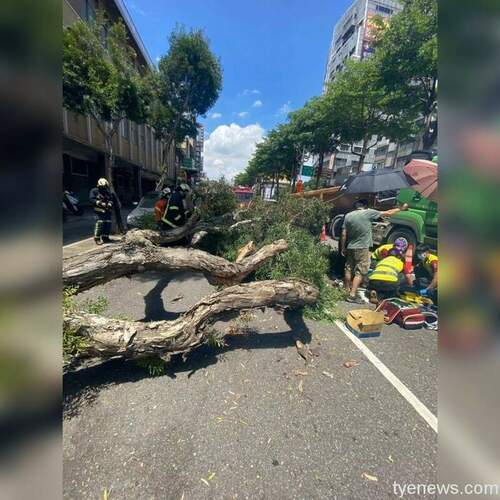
top-left (423, 254), bottom-right (438, 275)
top-left (369, 255), bottom-right (403, 283)
top-left (371, 244), bottom-right (394, 261)
top-left (161, 194), bottom-right (185, 228)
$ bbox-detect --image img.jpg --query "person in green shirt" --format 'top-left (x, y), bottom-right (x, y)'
top-left (341, 199), bottom-right (409, 303)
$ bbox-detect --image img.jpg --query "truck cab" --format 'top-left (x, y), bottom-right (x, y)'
top-left (382, 188), bottom-right (438, 250)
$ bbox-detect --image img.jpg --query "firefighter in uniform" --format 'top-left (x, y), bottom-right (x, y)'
top-left (178, 183), bottom-right (194, 219)
top-left (89, 178), bottom-right (120, 245)
top-left (160, 185), bottom-right (186, 229)
top-left (154, 188), bottom-right (171, 230)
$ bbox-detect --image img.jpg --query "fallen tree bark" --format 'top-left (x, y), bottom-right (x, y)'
top-left (64, 279), bottom-right (319, 366)
top-left (124, 213), bottom-right (254, 247)
top-left (63, 239), bottom-right (288, 291)
top-left (125, 213), bottom-right (201, 246)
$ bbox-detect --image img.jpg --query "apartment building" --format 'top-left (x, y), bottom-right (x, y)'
top-left (320, 0), bottom-right (403, 185)
top-left (62, 0), bottom-right (176, 205)
top-left (194, 125), bottom-right (204, 180)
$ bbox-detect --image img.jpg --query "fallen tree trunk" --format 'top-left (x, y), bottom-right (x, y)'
top-left (124, 213), bottom-right (254, 247)
top-left (63, 240), bottom-right (288, 291)
top-left (125, 213), bottom-right (201, 246)
top-left (64, 279), bottom-right (319, 366)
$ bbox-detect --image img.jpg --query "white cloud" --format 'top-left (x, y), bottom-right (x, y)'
top-left (155, 56), bottom-right (161, 62)
top-left (252, 99), bottom-right (263, 108)
top-left (242, 89), bottom-right (260, 96)
top-left (237, 111), bottom-right (249, 118)
top-left (276, 101), bottom-right (293, 117)
top-left (210, 112), bottom-right (222, 119)
top-left (204, 123), bottom-right (265, 181)
top-left (276, 101), bottom-right (293, 116)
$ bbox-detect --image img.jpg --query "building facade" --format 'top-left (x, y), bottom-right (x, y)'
top-left (194, 124), bottom-right (204, 179)
top-left (320, 0), bottom-right (403, 185)
top-left (62, 0), bottom-right (176, 206)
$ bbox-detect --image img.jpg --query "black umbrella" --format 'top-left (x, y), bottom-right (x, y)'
top-left (340, 168), bottom-right (412, 194)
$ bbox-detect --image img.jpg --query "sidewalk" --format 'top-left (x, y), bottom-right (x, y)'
top-left (63, 207), bottom-right (132, 247)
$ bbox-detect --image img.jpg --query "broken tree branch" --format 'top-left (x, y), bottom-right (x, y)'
top-left (124, 213), bottom-right (254, 247)
top-left (125, 213), bottom-right (201, 246)
top-left (64, 279), bottom-right (319, 366)
top-left (63, 240), bottom-right (289, 291)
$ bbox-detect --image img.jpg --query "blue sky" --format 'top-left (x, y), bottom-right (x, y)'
top-left (123, 0), bottom-right (353, 179)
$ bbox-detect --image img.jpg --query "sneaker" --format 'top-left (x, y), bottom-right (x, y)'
top-left (94, 237), bottom-right (103, 245)
top-left (101, 237), bottom-right (112, 244)
top-left (346, 295), bottom-right (364, 304)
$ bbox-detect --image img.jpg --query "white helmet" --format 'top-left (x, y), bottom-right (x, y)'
top-left (161, 187), bottom-right (171, 197)
top-left (179, 183), bottom-right (191, 192)
top-left (97, 178), bottom-right (109, 187)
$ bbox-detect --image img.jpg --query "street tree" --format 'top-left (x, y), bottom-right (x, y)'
top-left (270, 123), bottom-right (305, 191)
top-left (326, 59), bottom-right (417, 171)
top-left (153, 28), bottom-right (222, 188)
top-left (372, 0), bottom-right (438, 151)
top-left (289, 95), bottom-right (340, 189)
top-left (234, 170), bottom-right (254, 187)
top-left (63, 15), bottom-right (151, 188)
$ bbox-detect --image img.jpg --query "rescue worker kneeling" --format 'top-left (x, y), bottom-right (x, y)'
top-left (368, 250), bottom-right (411, 301)
top-left (408, 244), bottom-right (438, 301)
top-left (371, 237), bottom-right (408, 263)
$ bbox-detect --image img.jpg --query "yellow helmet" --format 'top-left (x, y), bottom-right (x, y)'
top-left (97, 178), bottom-right (109, 187)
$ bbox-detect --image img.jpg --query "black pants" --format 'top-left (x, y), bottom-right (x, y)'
top-left (368, 279), bottom-right (399, 300)
top-left (94, 212), bottom-right (112, 239)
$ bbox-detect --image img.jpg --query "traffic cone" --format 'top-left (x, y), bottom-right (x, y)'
top-left (320, 224), bottom-right (327, 242)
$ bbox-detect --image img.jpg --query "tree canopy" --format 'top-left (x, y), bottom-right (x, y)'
top-left (327, 58), bottom-right (419, 169)
top-left (372, 0), bottom-right (438, 149)
top-left (63, 15), bottom-right (151, 181)
top-left (234, 0), bottom-right (437, 187)
top-left (288, 95), bottom-right (340, 187)
top-left (153, 28), bottom-right (222, 187)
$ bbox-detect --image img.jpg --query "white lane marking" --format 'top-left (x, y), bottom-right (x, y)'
top-left (334, 319), bottom-right (438, 433)
top-left (63, 237), bottom-right (94, 248)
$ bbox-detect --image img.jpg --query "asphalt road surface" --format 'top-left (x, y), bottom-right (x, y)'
top-left (63, 268), bottom-right (438, 499)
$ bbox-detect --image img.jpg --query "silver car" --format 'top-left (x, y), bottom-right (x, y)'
top-left (126, 191), bottom-right (160, 228)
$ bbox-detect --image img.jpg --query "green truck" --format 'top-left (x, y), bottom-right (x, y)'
top-left (329, 187), bottom-right (438, 251)
top-left (372, 188), bottom-right (438, 249)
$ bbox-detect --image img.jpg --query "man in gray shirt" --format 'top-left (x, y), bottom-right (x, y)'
top-left (341, 199), bottom-right (408, 303)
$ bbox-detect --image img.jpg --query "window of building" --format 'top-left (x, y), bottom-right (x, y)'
top-left (335, 158), bottom-right (347, 167)
top-left (340, 144), bottom-right (350, 152)
top-left (375, 4), bottom-right (393, 15)
top-left (353, 146), bottom-right (362, 154)
top-left (71, 158), bottom-right (88, 177)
